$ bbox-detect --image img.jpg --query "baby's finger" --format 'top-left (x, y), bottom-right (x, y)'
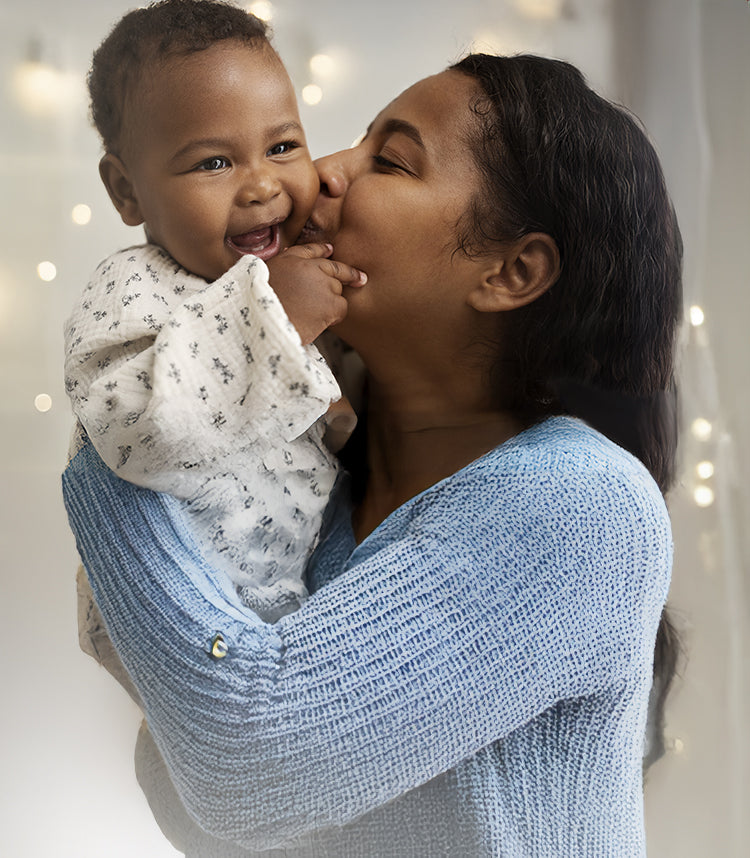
top-left (327, 294), bottom-right (349, 327)
top-left (321, 259), bottom-right (368, 287)
top-left (281, 242), bottom-right (334, 260)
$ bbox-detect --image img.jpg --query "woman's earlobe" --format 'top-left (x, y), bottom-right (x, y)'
top-left (467, 233), bottom-right (560, 313)
top-left (99, 154), bottom-right (145, 227)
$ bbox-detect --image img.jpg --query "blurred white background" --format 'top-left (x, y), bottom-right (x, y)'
top-left (0, 0), bottom-right (747, 855)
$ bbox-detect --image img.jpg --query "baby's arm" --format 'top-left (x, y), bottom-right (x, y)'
top-left (65, 245), bottom-right (342, 495)
top-left (266, 243), bottom-right (367, 345)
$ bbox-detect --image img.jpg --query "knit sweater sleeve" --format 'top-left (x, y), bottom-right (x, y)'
top-left (61, 421), bottom-right (672, 851)
top-left (64, 245), bottom-right (340, 494)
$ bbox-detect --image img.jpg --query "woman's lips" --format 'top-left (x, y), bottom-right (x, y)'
top-left (226, 223), bottom-right (281, 261)
top-left (297, 218), bottom-right (329, 245)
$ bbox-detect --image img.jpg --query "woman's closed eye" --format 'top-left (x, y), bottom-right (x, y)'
top-left (372, 153), bottom-right (413, 175)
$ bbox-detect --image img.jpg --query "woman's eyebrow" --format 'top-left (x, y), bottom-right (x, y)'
top-left (368, 118), bottom-right (426, 150)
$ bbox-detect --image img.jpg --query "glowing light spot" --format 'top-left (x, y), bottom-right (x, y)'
top-left (246, 1), bottom-right (273, 21)
top-left (672, 737), bottom-right (685, 754)
top-left (514, 0), bottom-right (564, 20)
top-left (350, 131), bottom-right (366, 149)
top-left (12, 60), bottom-right (84, 116)
top-left (693, 486), bottom-right (714, 508)
top-left (691, 417), bottom-right (712, 442)
top-left (310, 53), bottom-right (335, 78)
top-left (71, 204), bottom-right (92, 225)
top-left (302, 84), bottom-right (323, 106)
top-left (696, 460), bottom-right (714, 480)
top-left (37, 261), bottom-right (57, 282)
top-left (689, 305), bottom-right (705, 326)
top-left (34, 393), bottom-right (52, 412)
top-left (472, 27), bottom-right (525, 56)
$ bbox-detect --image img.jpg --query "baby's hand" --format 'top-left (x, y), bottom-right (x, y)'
top-left (266, 244), bottom-right (367, 345)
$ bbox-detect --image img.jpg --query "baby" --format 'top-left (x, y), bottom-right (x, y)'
top-left (65, 0), bottom-right (364, 621)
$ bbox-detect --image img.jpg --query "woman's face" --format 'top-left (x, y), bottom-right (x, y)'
top-left (305, 70), bottom-right (487, 356)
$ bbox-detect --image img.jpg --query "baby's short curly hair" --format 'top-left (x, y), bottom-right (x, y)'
top-left (89, 0), bottom-right (270, 153)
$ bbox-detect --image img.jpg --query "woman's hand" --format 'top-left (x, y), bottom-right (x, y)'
top-left (266, 243), bottom-right (367, 344)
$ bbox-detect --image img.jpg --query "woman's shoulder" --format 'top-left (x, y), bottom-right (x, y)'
top-left (475, 415), bottom-right (662, 494)
top-left (425, 415), bottom-right (670, 545)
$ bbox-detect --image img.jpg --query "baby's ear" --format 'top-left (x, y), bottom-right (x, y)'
top-left (99, 154), bottom-right (144, 227)
top-left (467, 233), bottom-right (560, 313)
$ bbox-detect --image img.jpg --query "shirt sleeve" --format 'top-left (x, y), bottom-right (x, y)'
top-left (64, 245), bottom-right (341, 494)
top-left (61, 430), bottom-right (672, 851)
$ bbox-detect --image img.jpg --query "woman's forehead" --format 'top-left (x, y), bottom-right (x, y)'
top-left (365, 71), bottom-right (479, 150)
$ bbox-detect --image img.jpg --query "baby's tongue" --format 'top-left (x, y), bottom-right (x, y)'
top-left (232, 227), bottom-right (271, 251)
top-left (229, 224), bottom-right (281, 261)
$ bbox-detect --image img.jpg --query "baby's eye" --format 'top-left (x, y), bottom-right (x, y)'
top-left (267, 141), bottom-right (299, 157)
top-left (197, 157), bottom-right (230, 171)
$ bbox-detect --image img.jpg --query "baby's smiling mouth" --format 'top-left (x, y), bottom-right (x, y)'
top-left (227, 222), bottom-right (282, 261)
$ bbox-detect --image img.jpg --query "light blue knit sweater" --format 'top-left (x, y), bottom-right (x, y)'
top-left (62, 416), bottom-right (672, 857)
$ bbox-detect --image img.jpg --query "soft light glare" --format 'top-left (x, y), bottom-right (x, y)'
top-left (309, 53), bottom-right (335, 78)
top-left (472, 27), bottom-right (525, 56)
top-left (71, 203), bottom-right (92, 225)
top-left (302, 84), bottom-right (323, 106)
top-left (672, 737), bottom-right (685, 754)
top-left (689, 304), bottom-right (705, 326)
top-left (693, 486), bottom-right (715, 508)
top-left (514, 0), bottom-right (564, 20)
top-left (34, 393), bottom-right (52, 413)
top-left (246, 1), bottom-right (273, 21)
top-left (691, 417), bottom-right (713, 442)
top-left (696, 460), bottom-right (715, 480)
top-left (37, 261), bottom-right (57, 282)
top-left (12, 61), bottom-right (84, 116)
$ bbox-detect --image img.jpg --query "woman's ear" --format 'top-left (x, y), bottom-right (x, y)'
top-left (99, 154), bottom-right (145, 227)
top-left (467, 233), bottom-right (560, 313)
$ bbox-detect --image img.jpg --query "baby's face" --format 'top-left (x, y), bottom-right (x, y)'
top-left (118, 42), bottom-right (318, 281)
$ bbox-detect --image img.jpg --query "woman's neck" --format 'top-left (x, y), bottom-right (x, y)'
top-left (352, 377), bottom-right (525, 543)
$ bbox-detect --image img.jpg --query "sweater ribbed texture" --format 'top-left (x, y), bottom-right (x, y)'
top-left (62, 416), bottom-right (672, 856)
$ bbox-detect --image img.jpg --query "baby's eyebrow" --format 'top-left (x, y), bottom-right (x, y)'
top-left (169, 122), bottom-right (306, 163)
top-left (169, 137), bottom-right (231, 163)
top-left (267, 121), bottom-right (304, 139)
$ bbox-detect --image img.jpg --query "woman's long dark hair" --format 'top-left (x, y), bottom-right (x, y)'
top-left (450, 53), bottom-right (683, 768)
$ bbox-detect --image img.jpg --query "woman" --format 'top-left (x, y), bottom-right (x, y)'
top-left (64, 53), bottom-right (681, 856)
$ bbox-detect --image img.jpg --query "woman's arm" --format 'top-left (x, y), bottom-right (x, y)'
top-left (62, 424), bottom-right (671, 851)
top-left (65, 245), bottom-right (340, 493)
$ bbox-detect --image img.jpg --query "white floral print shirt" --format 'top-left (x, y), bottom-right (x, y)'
top-left (65, 244), bottom-right (344, 621)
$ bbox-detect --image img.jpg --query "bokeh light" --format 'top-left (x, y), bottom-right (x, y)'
top-left (246, 1), bottom-right (273, 21)
top-left (302, 84), bottom-right (323, 106)
top-left (71, 204), bottom-right (92, 225)
top-left (34, 393), bottom-right (52, 412)
top-left (37, 261), bottom-right (57, 282)
top-left (691, 417), bottom-right (712, 442)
